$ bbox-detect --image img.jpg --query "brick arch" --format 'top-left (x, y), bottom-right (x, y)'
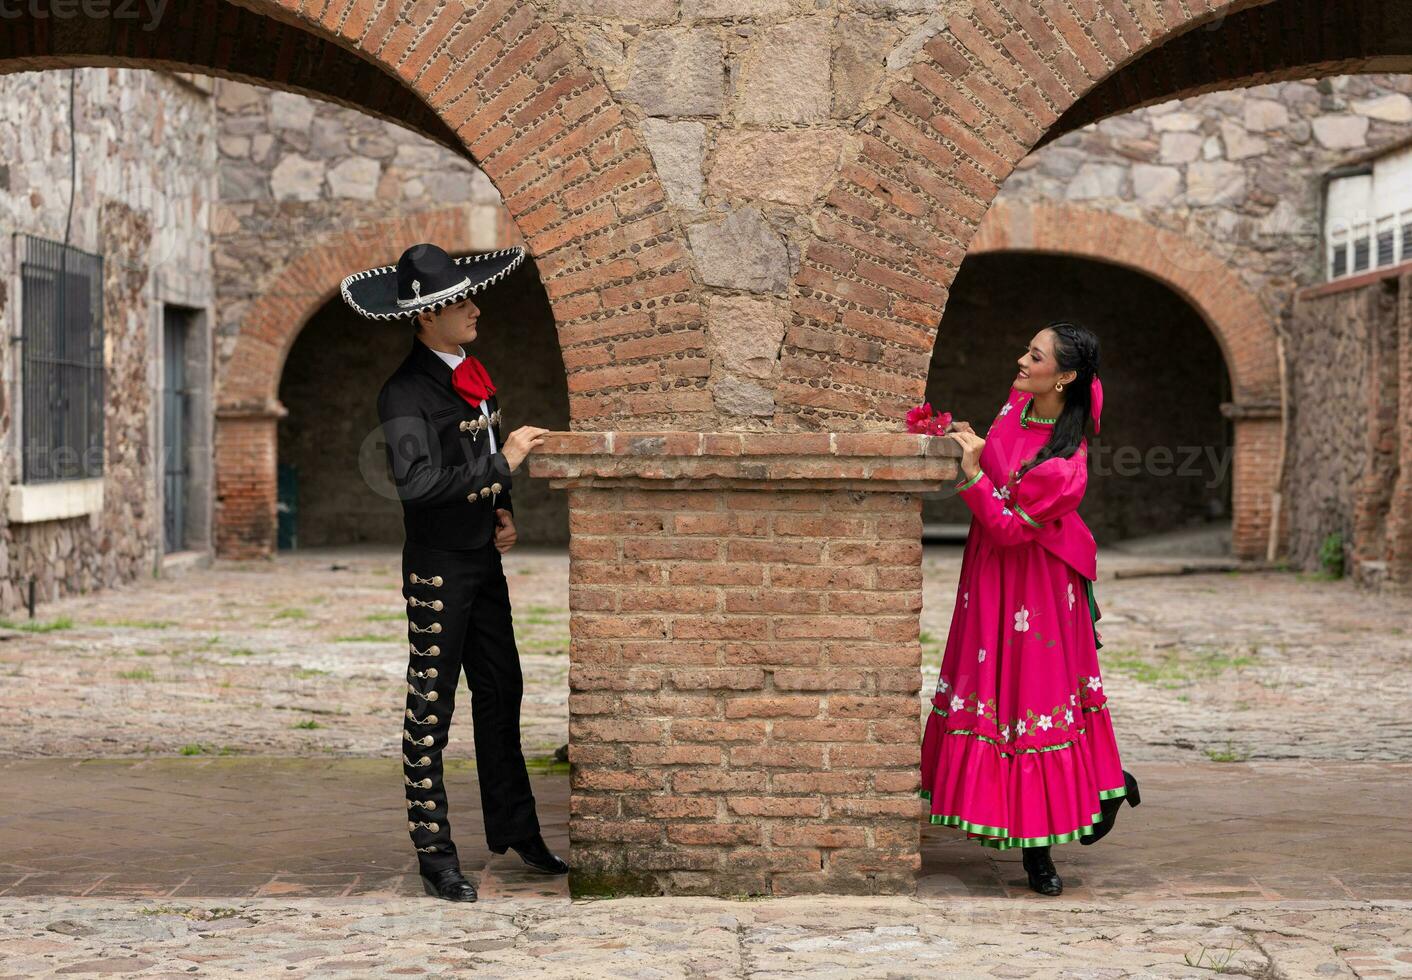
top-left (3, 0), bottom-right (707, 429)
top-left (1053, 0), bottom-right (1412, 139)
top-left (969, 202), bottom-right (1277, 402)
top-left (969, 202), bottom-right (1283, 559)
top-left (779, 0), bottom-right (1405, 429)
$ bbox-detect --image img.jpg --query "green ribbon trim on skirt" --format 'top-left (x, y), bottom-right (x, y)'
top-left (917, 725), bottom-right (1131, 849)
top-left (918, 785), bottom-right (1130, 850)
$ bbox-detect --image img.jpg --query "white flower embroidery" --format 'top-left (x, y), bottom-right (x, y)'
top-left (1064, 709), bottom-right (1074, 725)
top-left (1070, 693), bottom-right (1077, 706)
top-left (1016, 720), bottom-right (1027, 736)
top-left (992, 485), bottom-right (1011, 501)
top-left (1013, 605), bottom-right (1030, 632)
top-left (1087, 676), bottom-right (1103, 691)
top-left (1035, 715), bottom-right (1052, 731)
top-left (977, 647), bottom-right (986, 663)
top-left (1001, 506), bottom-right (1012, 517)
top-left (999, 402), bottom-right (1013, 416)
top-left (936, 677), bottom-right (950, 695)
top-left (1000, 725), bottom-right (1010, 741)
top-left (1067, 582), bottom-right (1076, 610)
top-left (950, 695), bottom-right (965, 712)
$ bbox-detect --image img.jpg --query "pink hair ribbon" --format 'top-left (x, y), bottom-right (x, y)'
top-left (1090, 374), bottom-right (1103, 434)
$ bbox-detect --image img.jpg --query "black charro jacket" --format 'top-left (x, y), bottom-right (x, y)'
top-left (376, 334), bottom-right (514, 550)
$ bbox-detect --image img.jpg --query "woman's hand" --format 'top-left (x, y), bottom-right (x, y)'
top-left (502, 425), bottom-right (549, 472)
top-left (944, 420), bottom-right (974, 436)
top-left (948, 429), bottom-right (985, 481)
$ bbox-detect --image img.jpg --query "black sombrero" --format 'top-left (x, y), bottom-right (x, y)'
top-left (340, 242), bottom-right (525, 321)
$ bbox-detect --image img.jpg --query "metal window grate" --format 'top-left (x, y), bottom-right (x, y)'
top-left (19, 234), bottom-right (105, 483)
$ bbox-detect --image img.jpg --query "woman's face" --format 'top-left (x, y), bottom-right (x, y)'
top-left (1014, 329), bottom-right (1073, 393)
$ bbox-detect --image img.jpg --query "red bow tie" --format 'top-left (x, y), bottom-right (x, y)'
top-left (450, 354), bottom-right (496, 405)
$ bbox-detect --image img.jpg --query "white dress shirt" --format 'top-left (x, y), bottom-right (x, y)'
top-left (431, 343), bottom-right (498, 454)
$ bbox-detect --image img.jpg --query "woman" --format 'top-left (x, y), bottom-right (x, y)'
top-left (922, 320), bottom-right (1138, 896)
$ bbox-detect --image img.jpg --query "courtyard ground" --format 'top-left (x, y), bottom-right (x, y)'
top-left (0, 542), bottom-right (1408, 976)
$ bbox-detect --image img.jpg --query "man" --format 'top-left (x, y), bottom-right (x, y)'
top-left (342, 242), bottom-right (564, 902)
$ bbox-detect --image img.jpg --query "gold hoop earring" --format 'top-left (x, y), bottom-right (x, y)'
top-left (1055, 381), bottom-right (1064, 392)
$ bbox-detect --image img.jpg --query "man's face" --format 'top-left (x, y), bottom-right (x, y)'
top-left (420, 296), bottom-right (481, 346)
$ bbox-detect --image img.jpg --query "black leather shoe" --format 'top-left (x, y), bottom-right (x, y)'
top-left (1080, 770), bottom-right (1141, 846)
top-left (420, 866), bottom-right (478, 902)
top-left (1022, 845), bottom-right (1062, 896)
top-left (492, 833), bottom-right (569, 875)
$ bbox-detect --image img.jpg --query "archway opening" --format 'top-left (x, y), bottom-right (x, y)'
top-left (922, 251), bottom-right (1233, 551)
top-left (276, 255), bottom-right (571, 551)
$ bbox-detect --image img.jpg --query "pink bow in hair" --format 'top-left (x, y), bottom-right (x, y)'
top-left (1090, 375), bottom-right (1103, 434)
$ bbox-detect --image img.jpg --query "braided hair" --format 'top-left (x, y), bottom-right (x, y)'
top-left (1017, 320), bottom-right (1101, 479)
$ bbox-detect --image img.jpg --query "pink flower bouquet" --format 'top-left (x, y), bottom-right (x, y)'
top-left (906, 402), bottom-right (954, 436)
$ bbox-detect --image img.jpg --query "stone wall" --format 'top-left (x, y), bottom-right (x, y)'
top-left (0, 68), bottom-right (216, 611)
top-left (1287, 271), bottom-right (1412, 587)
top-left (996, 75), bottom-right (1412, 336)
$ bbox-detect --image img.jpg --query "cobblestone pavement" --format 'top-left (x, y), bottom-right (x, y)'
top-left (0, 545), bottom-right (571, 760)
top-left (3, 759), bottom-right (1407, 903)
top-left (3, 543), bottom-right (1409, 765)
top-left (0, 896), bottom-right (1407, 978)
top-left (1, 544), bottom-right (1410, 975)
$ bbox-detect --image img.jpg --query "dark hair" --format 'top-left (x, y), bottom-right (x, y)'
top-left (1017, 319), bottom-right (1100, 479)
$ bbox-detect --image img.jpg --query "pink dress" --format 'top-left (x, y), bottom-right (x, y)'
top-left (920, 385), bottom-right (1127, 848)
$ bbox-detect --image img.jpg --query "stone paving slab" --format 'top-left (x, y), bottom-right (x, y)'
top-left (2, 758), bottom-right (1407, 905)
top-left (0, 895), bottom-right (1407, 978)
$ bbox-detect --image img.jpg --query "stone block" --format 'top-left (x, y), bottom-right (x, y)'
top-left (1312, 115), bottom-right (1369, 150)
top-left (686, 207), bottom-right (789, 293)
top-left (707, 294), bottom-right (788, 378)
top-left (832, 15), bottom-right (905, 117)
top-left (1186, 161), bottom-right (1245, 207)
top-left (735, 20), bottom-right (831, 125)
top-left (1132, 164), bottom-right (1181, 206)
top-left (622, 30), bottom-right (725, 117)
top-left (708, 129), bottom-right (844, 206)
top-left (641, 119), bottom-right (706, 209)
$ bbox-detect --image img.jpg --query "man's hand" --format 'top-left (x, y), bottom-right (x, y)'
top-left (494, 508), bottom-right (517, 554)
top-left (502, 426), bottom-right (549, 472)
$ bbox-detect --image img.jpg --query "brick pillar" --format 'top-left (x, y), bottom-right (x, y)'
top-left (531, 431), bottom-right (957, 896)
top-left (213, 404), bottom-right (285, 559)
top-left (1222, 403), bottom-right (1282, 560)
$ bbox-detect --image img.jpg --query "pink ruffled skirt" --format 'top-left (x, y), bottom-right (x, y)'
top-left (920, 532), bottom-right (1127, 848)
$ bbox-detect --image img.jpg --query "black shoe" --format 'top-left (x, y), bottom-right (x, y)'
top-left (491, 833), bottom-right (569, 875)
top-left (1021, 845), bottom-right (1063, 896)
top-left (420, 866), bottom-right (478, 902)
top-left (1080, 770), bottom-right (1141, 846)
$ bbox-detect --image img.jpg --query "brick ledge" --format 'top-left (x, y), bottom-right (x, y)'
top-left (528, 431), bottom-right (961, 491)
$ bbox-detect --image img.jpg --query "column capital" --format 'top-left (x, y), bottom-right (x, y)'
top-left (1219, 400), bottom-right (1281, 421)
top-left (527, 431), bottom-right (961, 492)
top-left (216, 400), bottom-right (289, 422)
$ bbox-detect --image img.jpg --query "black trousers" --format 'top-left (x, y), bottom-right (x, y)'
top-left (400, 539), bottom-right (539, 873)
